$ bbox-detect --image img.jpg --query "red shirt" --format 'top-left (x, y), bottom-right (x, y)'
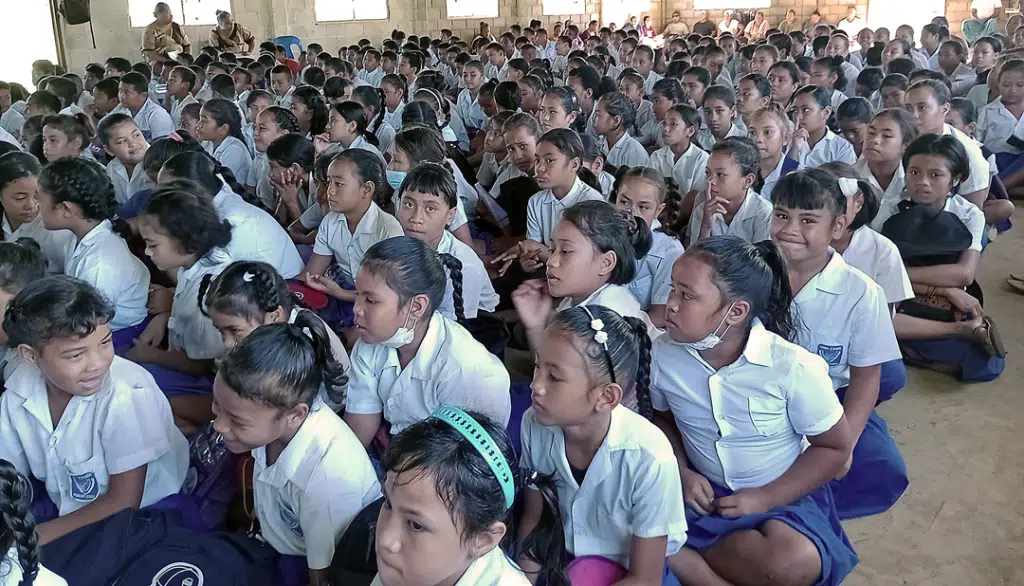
top-left (283, 59), bottom-right (301, 75)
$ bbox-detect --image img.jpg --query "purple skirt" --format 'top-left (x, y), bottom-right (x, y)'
top-left (141, 362), bottom-right (215, 396)
top-left (111, 315), bottom-right (154, 356)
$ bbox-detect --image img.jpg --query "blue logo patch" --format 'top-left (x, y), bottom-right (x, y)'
top-left (817, 344), bottom-right (844, 366)
top-left (280, 504), bottom-right (303, 537)
top-left (69, 472), bottom-right (100, 501)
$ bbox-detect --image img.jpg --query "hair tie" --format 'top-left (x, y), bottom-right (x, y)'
top-left (837, 177), bottom-right (859, 198)
top-left (169, 131), bottom-right (183, 142)
top-left (432, 405), bottom-right (516, 510)
top-left (242, 271), bottom-right (254, 282)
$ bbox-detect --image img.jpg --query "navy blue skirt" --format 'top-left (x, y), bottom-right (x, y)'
top-left (900, 338), bottom-right (1005, 383)
top-left (829, 409), bottom-right (909, 520)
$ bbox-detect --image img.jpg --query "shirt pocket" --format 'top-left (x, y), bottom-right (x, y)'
top-left (747, 397), bottom-right (788, 437)
top-left (64, 454), bottom-right (108, 503)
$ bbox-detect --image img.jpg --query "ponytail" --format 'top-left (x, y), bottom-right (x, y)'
top-left (622, 316), bottom-right (652, 420)
top-left (752, 240), bottom-right (795, 341)
top-left (0, 459), bottom-right (39, 586)
top-left (438, 253), bottom-right (465, 322)
top-left (291, 309), bottom-right (349, 406)
top-left (518, 471), bottom-right (571, 586)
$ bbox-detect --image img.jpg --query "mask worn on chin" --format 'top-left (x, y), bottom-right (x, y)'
top-left (386, 169), bottom-right (407, 191)
top-left (380, 309), bottom-right (416, 348)
top-left (685, 302), bottom-right (735, 351)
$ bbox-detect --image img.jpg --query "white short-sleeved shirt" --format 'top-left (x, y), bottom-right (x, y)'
top-left (1, 547), bottom-right (67, 586)
top-left (348, 135), bottom-right (387, 168)
top-left (977, 98), bottom-right (1024, 154)
top-left (346, 312), bottom-right (511, 434)
top-left (107, 158), bottom-right (156, 205)
top-left (842, 226), bottom-right (914, 304)
top-left (212, 185), bottom-right (304, 279)
top-left (854, 157), bottom-right (906, 232)
top-left (555, 283), bottom-right (661, 351)
top-left (830, 88), bottom-right (848, 110)
top-left (0, 108), bottom-right (25, 140)
top-left (371, 546), bottom-right (529, 586)
top-left (373, 120), bottom-right (395, 154)
top-left (132, 99), bottom-right (174, 141)
top-left (634, 100), bottom-right (655, 136)
top-left (638, 119), bottom-right (664, 149)
top-left (759, 156), bottom-right (802, 202)
top-left (456, 90), bottom-right (485, 130)
top-left (66, 220), bottom-right (149, 331)
top-left (943, 123), bottom-right (991, 196)
top-left (254, 400), bottom-right (381, 569)
top-left (598, 171), bottom-right (615, 200)
top-left (384, 103), bottom-right (405, 130)
top-left (3, 215), bottom-right (76, 276)
top-left (650, 144), bottom-right (709, 193)
top-left (650, 320), bottom-right (844, 490)
top-left (602, 133), bottom-right (650, 169)
top-left (687, 189), bottom-right (773, 246)
top-left (275, 86), bottom-right (296, 109)
top-left (526, 176), bottom-right (605, 246)
top-left (436, 230), bottom-right (499, 319)
top-left (170, 248), bottom-right (232, 359)
top-left (246, 151), bottom-right (268, 188)
top-left (696, 121), bottom-right (746, 152)
top-left (299, 202), bottom-right (328, 231)
top-left (170, 93), bottom-right (198, 129)
top-left (363, 68), bottom-right (385, 88)
top-left (313, 202), bottom-right (404, 286)
top-left (0, 356), bottom-right (189, 516)
top-left (520, 406), bottom-right (687, 565)
top-left (950, 63), bottom-right (977, 98)
top-left (945, 193), bottom-right (987, 251)
top-left (629, 227), bottom-right (684, 311)
top-left (794, 130), bottom-right (857, 168)
top-left (205, 136), bottom-right (252, 182)
top-left (792, 252), bottom-right (902, 390)
top-left (477, 152), bottom-right (504, 189)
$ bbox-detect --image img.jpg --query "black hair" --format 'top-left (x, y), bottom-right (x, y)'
top-left (119, 72), bottom-right (149, 95)
top-left (597, 91), bottom-right (636, 132)
top-left (401, 51), bottom-right (424, 73)
top-left (880, 73), bottom-right (909, 91)
top-left (160, 150), bottom-right (249, 202)
top-left (541, 86), bottom-right (584, 132)
top-left (303, 66), bottom-right (327, 89)
top-left (361, 235), bottom-right (465, 320)
top-left (258, 105), bottom-right (301, 134)
top-left (0, 239), bottom-right (47, 294)
top-left (202, 260), bottom-right (294, 321)
top-left (209, 73), bottom-right (236, 100)
top-left (494, 81), bottom-right (522, 111)
top-left (37, 157), bottom-right (116, 221)
top-left (332, 148), bottom-right (388, 206)
top-left (333, 100), bottom-right (380, 147)
top-left (105, 56), bottom-right (131, 74)
top-left (567, 66), bottom-right (602, 101)
top-left (887, 57), bottom-right (915, 77)
top-left (202, 98), bottom-right (245, 143)
top-left (949, 97), bottom-right (978, 127)
top-left (856, 67), bottom-right (885, 92)
top-left (652, 77), bottom-right (686, 103)
top-left (3, 275), bottom-right (115, 349)
top-left (682, 66), bottom-right (711, 87)
top-left (976, 35), bottom-right (1004, 54)
top-left (909, 68), bottom-right (951, 90)
top-left (872, 107), bottom-right (919, 146)
top-left (290, 86), bottom-right (329, 136)
top-left (398, 161), bottom-right (458, 210)
top-left (667, 103), bottom-right (702, 132)
top-left (772, 167), bottom-right (847, 217)
top-left (323, 77), bottom-right (351, 104)
top-left (141, 132), bottom-right (203, 179)
top-left (246, 88), bottom-right (275, 107)
top-left (688, 236), bottom-right (795, 340)
top-left (44, 77), bottom-right (77, 108)
top-left (814, 55), bottom-right (847, 92)
top-left (794, 84), bottom-right (833, 112)
top-left (141, 183), bottom-right (233, 258)
top-left (393, 125), bottom-right (447, 164)
top-left (561, 200), bottom-right (652, 285)
top-left (95, 112), bottom-right (138, 146)
top-left (794, 56), bottom-right (813, 75)
top-left (0, 152), bottom-right (42, 200)
top-left (908, 78), bottom-right (951, 106)
top-left (0, 457), bottom-right (41, 586)
top-left (709, 136), bottom-right (760, 177)
top-left (40, 113), bottom-right (94, 157)
top-left (26, 91), bottom-right (60, 115)
top-left (818, 161), bottom-right (883, 231)
top-left (739, 73), bottom-right (772, 100)
top-left (702, 84), bottom-right (736, 108)
top-left (768, 32), bottom-right (793, 57)
top-left (266, 133), bottom-right (315, 172)
top-left (902, 134), bottom-right (970, 190)
top-left (837, 96), bottom-right (872, 124)
top-left (769, 61), bottom-right (800, 86)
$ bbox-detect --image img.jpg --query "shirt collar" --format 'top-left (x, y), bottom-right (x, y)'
top-left (437, 229), bottom-right (455, 255)
top-left (382, 312), bottom-right (445, 380)
top-left (78, 219), bottom-right (112, 249)
top-left (797, 250), bottom-right (848, 298)
top-left (353, 202), bottom-right (383, 236)
top-left (741, 319), bottom-right (775, 367)
top-left (255, 399), bottom-right (329, 487)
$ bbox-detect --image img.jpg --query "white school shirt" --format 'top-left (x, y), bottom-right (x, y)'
top-left (253, 400), bottom-right (381, 569)
top-left (526, 176), bottom-right (605, 246)
top-left (312, 202), bottom-right (404, 286)
top-left (346, 312), bottom-right (511, 433)
top-left (841, 63), bottom-right (861, 98)
top-left (170, 92), bottom-right (198, 128)
top-left (638, 119), bottom-right (664, 149)
top-left (950, 63), bottom-right (977, 98)
top-left (213, 185), bottom-right (304, 279)
top-left (977, 97), bottom-right (1024, 154)
top-left (363, 68), bottom-right (385, 88)
top-left (520, 405), bottom-right (687, 565)
top-left (629, 225), bottom-right (684, 311)
top-left (456, 89), bottom-right (487, 130)
top-left (555, 283), bottom-right (661, 347)
top-left (945, 194), bottom-right (987, 251)
top-left (58, 103), bottom-right (86, 117)
top-left (245, 150), bottom-right (268, 188)
top-left (792, 252), bottom-right (901, 390)
top-left (205, 135), bottom-right (252, 182)
top-left (598, 171), bottom-right (615, 200)
top-left (942, 123), bottom-right (991, 196)
top-left (644, 70), bottom-right (664, 96)
top-left (373, 120), bottom-right (395, 154)
top-left (794, 130), bottom-right (857, 168)
top-left (830, 88), bottom-right (848, 110)
top-left (759, 156), bottom-right (802, 201)
top-left (488, 162), bottom-right (527, 198)
top-left (650, 145), bottom-right (709, 194)
top-left (0, 356), bottom-right (189, 516)
top-left (107, 157), bottom-right (156, 205)
top-left (384, 102), bottom-right (405, 130)
top-left (688, 189), bottom-right (773, 246)
top-left (371, 546), bottom-right (529, 586)
top-left (855, 157), bottom-right (907, 232)
top-left (275, 85), bottom-right (296, 109)
top-left (3, 215), bottom-right (75, 275)
top-left (696, 121), bottom-right (746, 152)
top-left (650, 319), bottom-right (843, 490)
top-left (477, 152), bottom-right (504, 188)
top-left (966, 83), bottom-right (994, 114)
top-left (348, 135), bottom-right (387, 167)
top-left (436, 229), bottom-right (499, 319)
top-left (841, 226), bottom-right (914, 304)
top-left (602, 133), bottom-right (650, 169)
top-left (131, 99), bottom-right (174, 140)
top-left (0, 107), bottom-right (25, 140)
top-left (633, 100), bottom-right (654, 136)
top-left (1, 548), bottom-right (67, 586)
top-left (66, 220), bottom-right (149, 331)
top-left (170, 247), bottom-right (232, 359)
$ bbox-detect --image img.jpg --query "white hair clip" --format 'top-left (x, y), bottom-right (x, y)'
top-left (579, 305), bottom-right (616, 383)
top-left (837, 177), bottom-right (860, 198)
top-left (242, 272), bottom-right (254, 283)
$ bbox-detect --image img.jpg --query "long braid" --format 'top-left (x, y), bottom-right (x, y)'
top-left (197, 273), bottom-right (215, 317)
top-left (0, 460), bottom-right (38, 586)
top-left (250, 265), bottom-right (281, 314)
top-left (623, 316), bottom-right (653, 420)
top-left (439, 253), bottom-right (465, 322)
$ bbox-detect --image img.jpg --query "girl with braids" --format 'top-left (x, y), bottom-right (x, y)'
top-left (344, 236), bottom-right (510, 448)
top-left (351, 85), bottom-right (395, 154)
top-left (196, 98), bottom-right (253, 181)
top-left (651, 236), bottom-right (858, 586)
top-left (380, 74), bottom-right (408, 130)
top-left (289, 85), bottom-right (329, 138)
top-left (40, 113), bottom-right (95, 162)
top-left (36, 158), bottom-right (150, 354)
top-left (0, 152), bottom-right (76, 275)
top-left (0, 458), bottom-right (68, 585)
top-left (321, 101), bottom-right (385, 167)
top-left (538, 86), bottom-right (583, 135)
top-left (594, 92), bottom-right (650, 168)
top-left (159, 151), bottom-right (304, 279)
top-left (413, 87), bottom-right (469, 151)
top-left (212, 314), bottom-right (379, 586)
top-left (202, 260), bottom-right (351, 411)
top-left (517, 305), bottom-right (685, 585)
top-left (266, 133), bottom-right (317, 227)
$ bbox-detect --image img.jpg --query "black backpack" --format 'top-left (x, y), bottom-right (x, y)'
top-left (59, 0), bottom-right (96, 48)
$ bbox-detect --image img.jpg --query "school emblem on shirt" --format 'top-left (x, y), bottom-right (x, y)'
top-left (69, 471), bottom-right (100, 501)
top-left (150, 561), bottom-right (205, 586)
top-left (816, 344), bottom-right (844, 366)
top-left (280, 503), bottom-right (304, 537)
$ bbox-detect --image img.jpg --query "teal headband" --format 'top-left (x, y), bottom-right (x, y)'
top-left (432, 405), bottom-right (516, 511)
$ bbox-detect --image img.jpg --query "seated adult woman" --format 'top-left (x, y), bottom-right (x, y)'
top-left (209, 10), bottom-right (256, 54)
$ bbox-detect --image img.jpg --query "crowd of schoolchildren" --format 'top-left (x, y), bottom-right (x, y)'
top-left (0, 9), bottom-right (1017, 586)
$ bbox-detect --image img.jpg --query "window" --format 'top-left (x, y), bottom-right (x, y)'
top-left (128, 0), bottom-right (232, 27)
top-left (543, 0), bottom-right (585, 15)
top-left (315, 0), bottom-right (389, 21)
top-left (446, 0), bottom-right (497, 19)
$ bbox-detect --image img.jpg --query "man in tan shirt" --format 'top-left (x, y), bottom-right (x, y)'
top-left (209, 10), bottom-right (256, 54)
top-left (142, 2), bottom-right (191, 61)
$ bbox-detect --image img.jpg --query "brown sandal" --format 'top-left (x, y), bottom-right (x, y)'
top-left (973, 316), bottom-right (1007, 358)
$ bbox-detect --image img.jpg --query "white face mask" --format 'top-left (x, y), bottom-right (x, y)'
top-left (380, 309), bottom-right (416, 349)
top-left (685, 303), bottom-right (735, 351)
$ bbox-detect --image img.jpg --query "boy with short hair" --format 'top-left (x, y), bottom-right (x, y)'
top-left (117, 72), bottom-right (174, 140)
top-left (0, 82), bottom-right (25, 140)
top-left (631, 45), bottom-right (663, 95)
top-left (91, 78), bottom-right (121, 120)
top-left (381, 51), bottom-right (398, 75)
top-left (484, 42), bottom-right (509, 81)
top-left (26, 90), bottom-right (61, 118)
top-left (97, 113), bottom-right (154, 204)
top-left (269, 65), bottom-right (296, 108)
top-left (362, 49), bottom-right (385, 87)
top-left (457, 60), bottom-right (488, 132)
top-left (166, 66), bottom-right (198, 129)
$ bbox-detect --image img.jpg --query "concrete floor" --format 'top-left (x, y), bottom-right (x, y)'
top-left (842, 226), bottom-right (1024, 585)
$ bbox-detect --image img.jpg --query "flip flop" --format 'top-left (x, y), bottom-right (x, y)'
top-left (1009, 273), bottom-right (1024, 283)
top-left (1008, 278), bottom-right (1024, 295)
top-left (973, 316), bottom-right (1007, 358)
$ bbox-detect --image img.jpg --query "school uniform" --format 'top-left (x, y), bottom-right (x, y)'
top-left (346, 312), bottom-right (511, 434)
top-left (841, 62), bottom-right (860, 97)
top-left (347, 135), bottom-right (387, 168)
top-left (965, 82), bottom-right (993, 113)
top-left (488, 162), bottom-right (528, 199)
top-left (58, 103), bottom-right (86, 117)
top-left (650, 144), bottom-right (709, 194)
top-left (246, 151), bottom-right (268, 189)
top-left (602, 133), bottom-right (650, 169)
top-left (629, 222), bottom-right (684, 312)
top-left (520, 405), bottom-right (687, 565)
top-left (170, 92), bottom-right (198, 129)
top-left (370, 546), bottom-right (529, 586)
top-left (794, 130), bottom-right (857, 168)
top-left (949, 63), bottom-right (977, 97)
top-left (447, 109), bottom-right (472, 151)
top-left (977, 97), bottom-right (1024, 170)
top-left (436, 230), bottom-right (499, 319)
top-left (0, 107), bottom-right (25, 140)
top-left (456, 89), bottom-right (487, 130)
top-left (696, 121), bottom-right (746, 152)
top-left (106, 157), bottom-right (156, 205)
top-left (598, 170), bottom-right (615, 200)
top-left (0, 126), bottom-right (20, 149)
top-left (643, 71), bottom-right (664, 96)
top-left (714, 70), bottom-right (733, 88)
top-left (943, 123), bottom-right (991, 198)
top-left (130, 99), bottom-right (174, 141)
top-left (633, 100), bottom-right (654, 136)
top-left (384, 103), bottom-right (405, 130)
top-left (372, 120), bottom-right (395, 154)
top-left (555, 284), bottom-right (660, 359)
top-left (363, 68), bottom-right (385, 88)
top-left (254, 399), bottom-right (381, 569)
top-left (841, 226), bottom-right (914, 305)
top-left (855, 157), bottom-right (907, 232)
top-left (638, 119), bottom-right (664, 149)
top-left (477, 152), bottom-right (505, 189)
top-left (757, 156), bottom-right (801, 201)
top-left (830, 88), bottom-right (848, 110)
top-left (313, 201), bottom-right (404, 286)
top-left (3, 214), bottom-right (76, 275)
top-left (550, 55), bottom-right (569, 78)
top-left (0, 548), bottom-right (66, 586)
top-left (213, 184), bottom-right (305, 279)
top-left (687, 189), bottom-right (773, 246)
top-left (0, 356), bottom-right (189, 516)
top-left (170, 247), bottom-right (233, 361)
top-left (526, 176), bottom-right (605, 246)
top-left (205, 136), bottom-right (252, 183)
top-left (650, 320), bottom-right (858, 586)
top-left (275, 86), bottom-right (296, 109)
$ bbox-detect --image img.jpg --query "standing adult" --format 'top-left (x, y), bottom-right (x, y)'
top-left (209, 10), bottom-right (256, 54)
top-left (692, 11), bottom-right (716, 37)
top-left (142, 2), bottom-right (190, 62)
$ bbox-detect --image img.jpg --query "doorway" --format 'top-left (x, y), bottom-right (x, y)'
top-left (0, 0), bottom-right (60, 90)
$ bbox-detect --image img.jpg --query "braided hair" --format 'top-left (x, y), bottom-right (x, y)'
top-left (0, 459), bottom-right (38, 586)
top-left (361, 236), bottom-right (465, 322)
top-left (199, 260), bottom-right (294, 321)
top-left (37, 157), bottom-right (117, 221)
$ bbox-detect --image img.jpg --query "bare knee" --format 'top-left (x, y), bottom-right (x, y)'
top-left (756, 528), bottom-right (821, 586)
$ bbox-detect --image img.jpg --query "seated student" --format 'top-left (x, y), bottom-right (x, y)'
top-left (750, 103), bottom-right (800, 201)
top-left (40, 113), bottom-right (95, 162)
top-left (344, 236), bottom-right (511, 447)
top-left (132, 185), bottom-right (235, 430)
top-left (618, 71), bottom-right (654, 136)
top-left (947, 98), bottom-right (1016, 229)
top-left (25, 91), bottom-right (61, 120)
top-left (767, 61), bottom-right (801, 109)
top-left (937, 40), bottom-right (976, 97)
top-left (878, 73), bottom-right (909, 109)
top-left (36, 158), bottom-right (150, 354)
top-left (177, 102), bottom-right (202, 139)
top-left (255, 113), bottom-right (304, 215)
top-left (638, 78), bottom-right (685, 150)
top-left (117, 72), bottom-right (173, 140)
top-left (323, 101), bottom-right (386, 167)
top-left (289, 86), bottom-right (329, 140)
top-left (883, 135), bottom-right (1005, 382)
top-left (790, 85), bottom-right (858, 167)
top-left (836, 97), bottom-right (872, 159)
top-left (856, 107), bottom-right (919, 231)
top-left (579, 134), bottom-right (616, 200)
top-left (351, 85), bottom-right (395, 154)
top-left (0, 240), bottom-right (47, 380)
top-left (489, 113), bottom-right (540, 200)
top-left (750, 44), bottom-right (780, 77)
top-left (855, 67), bottom-right (884, 107)
top-left (0, 458), bottom-right (71, 585)
top-left (771, 169), bottom-right (908, 520)
top-left (977, 58), bottom-right (1024, 174)
top-left (514, 305), bottom-right (687, 584)
top-left (116, 132), bottom-right (204, 223)
top-left (196, 98), bottom-right (252, 181)
top-left (652, 236), bottom-right (858, 586)
top-left (595, 92), bottom-right (650, 168)
top-left (379, 74), bottom-right (408, 130)
top-left (615, 167), bottom-right (686, 328)
top-left (687, 137), bottom-right (773, 247)
top-left (0, 152), bottom-right (76, 274)
top-left (203, 260), bottom-right (351, 412)
top-left (97, 114), bottom-right (154, 205)
top-left (537, 86), bottom-right (583, 136)
top-left (697, 85), bottom-right (746, 152)
top-left (395, 163), bottom-right (498, 320)
top-left (736, 73), bottom-right (772, 130)
top-left (651, 104), bottom-right (707, 196)
top-left (0, 276), bottom-right (189, 545)
top-left (270, 65), bottom-right (297, 109)
top-left (811, 56), bottom-right (850, 111)
top-left (477, 111), bottom-right (514, 190)
top-left (243, 89), bottom-right (276, 148)
top-left (821, 162), bottom-right (914, 307)
top-left (212, 317), bottom-right (379, 586)
top-left (518, 75), bottom-right (545, 117)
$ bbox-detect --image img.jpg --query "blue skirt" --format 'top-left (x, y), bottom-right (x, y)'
top-left (828, 408), bottom-right (909, 520)
top-left (685, 481), bottom-right (858, 586)
top-left (141, 362), bottom-right (216, 396)
top-left (507, 382), bottom-right (533, 458)
top-left (877, 359), bottom-right (906, 404)
top-left (900, 338), bottom-right (1005, 383)
top-left (111, 315), bottom-right (154, 356)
